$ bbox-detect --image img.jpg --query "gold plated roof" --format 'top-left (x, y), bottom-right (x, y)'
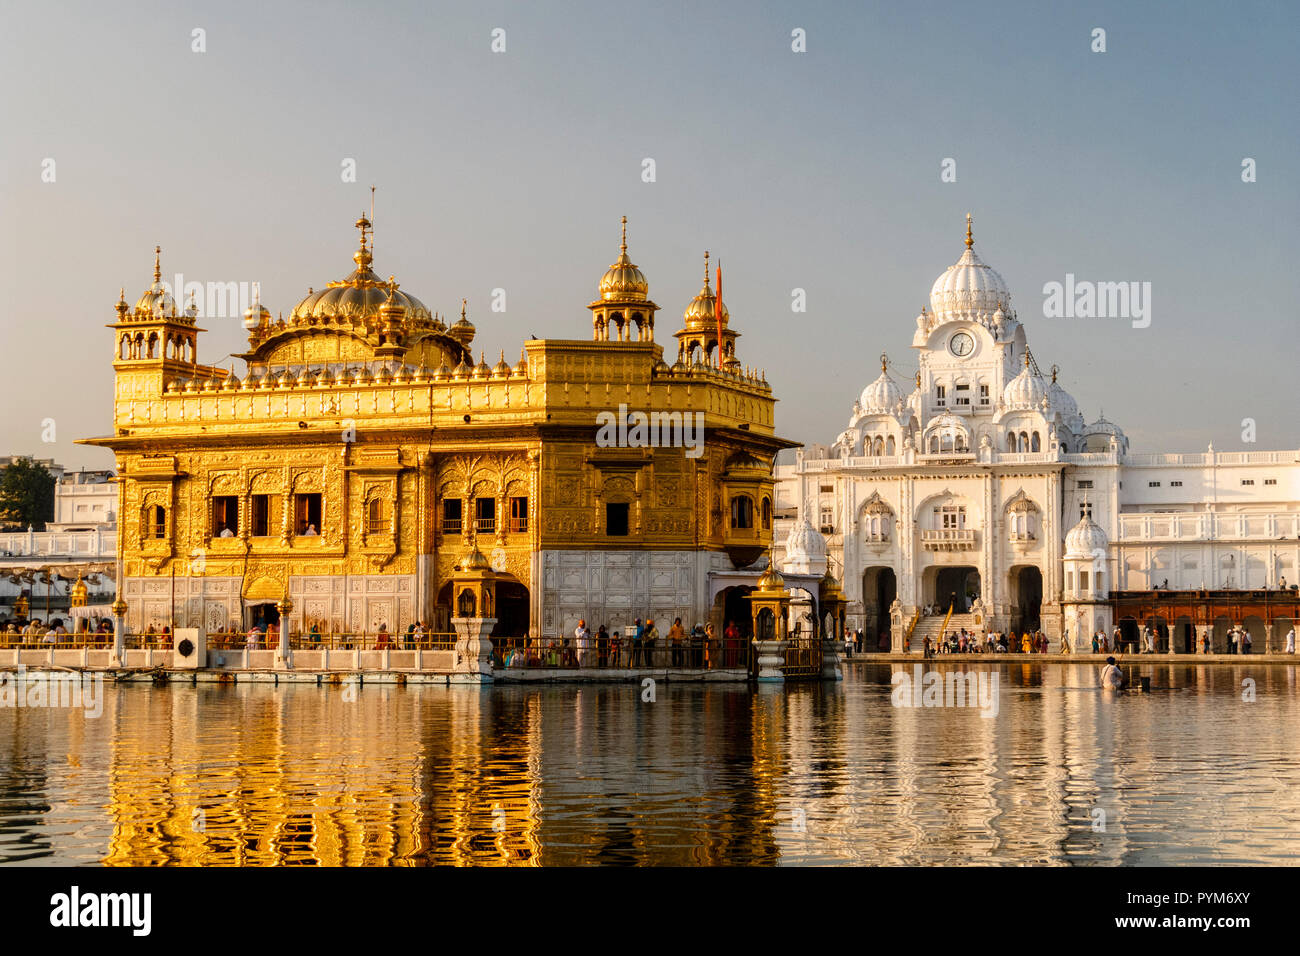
top-left (289, 216), bottom-right (432, 324)
top-left (682, 251), bottom-right (728, 327)
top-left (597, 216), bottom-right (649, 302)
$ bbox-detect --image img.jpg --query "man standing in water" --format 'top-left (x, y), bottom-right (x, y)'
top-left (1100, 655), bottom-right (1125, 690)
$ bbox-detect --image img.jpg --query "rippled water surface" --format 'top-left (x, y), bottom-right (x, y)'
top-left (2, 662), bottom-right (1299, 865)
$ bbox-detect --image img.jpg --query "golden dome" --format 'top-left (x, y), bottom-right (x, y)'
top-left (448, 299), bottom-right (475, 343)
top-left (597, 217), bottom-right (649, 302)
top-left (756, 564), bottom-right (785, 591)
top-left (683, 251), bottom-right (728, 327)
top-left (287, 216), bottom-right (432, 325)
top-left (134, 246), bottom-right (177, 316)
top-left (456, 546), bottom-right (492, 572)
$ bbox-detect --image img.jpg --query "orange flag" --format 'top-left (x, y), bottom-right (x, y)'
top-left (715, 260), bottom-right (724, 367)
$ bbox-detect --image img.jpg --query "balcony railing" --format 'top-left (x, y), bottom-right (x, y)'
top-left (920, 528), bottom-right (977, 550)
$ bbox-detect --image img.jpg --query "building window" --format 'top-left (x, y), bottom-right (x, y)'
top-left (731, 495), bottom-right (754, 530)
top-left (442, 499), bottom-right (462, 534)
top-left (211, 495), bottom-right (238, 537)
top-left (979, 384), bottom-right (990, 405)
top-left (1078, 480), bottom-right (1093, 489)
top-left (1080, 570), bottom-right (1089, 591)
top-left (820, 506), bottom-right (834, 534)
top-left (761, 497), bottom-right (772, 530)
top-left (150, 505), bottom-right (166, 539)
top-left (1264, 478), bottom-right (1277, 485)
top-left (606, 502), bottom-right (629, 536)
top-left (955, 383), bottom-right (970, 406)
top-left (1170, 481), bottom-right (1183, 487)
top-left (1080, 502), bottom-right (1093, 519)
top-left (250, 494), bottom-right (271, 536)
top-left (1031, 432), bottom-right (1041, 452)
top-left (935, 385), bottom-right (946, 407)
top-left (475, 497), bottom-right (496, 534)
top-left (934, 505), bottom-right (966, 529)
top-left (819, 484), bottom-right (833, 493)
top-left (509, 496), bottom-right (528, 533)
top-left (367, 497), bottom-right (386, 534)
top-left (294, 493), bottom-right (322, 535)
top-left (1148, 481), bottom-right (1161, 488)
top-left (1241, 479), bottom-right (1254, 486)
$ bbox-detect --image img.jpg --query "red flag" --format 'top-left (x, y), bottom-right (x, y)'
top-left (715, 260), bottom-right (724, 367)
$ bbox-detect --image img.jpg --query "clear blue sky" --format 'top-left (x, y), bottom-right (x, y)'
top-left (2, 0), bottom-right (1296, 470)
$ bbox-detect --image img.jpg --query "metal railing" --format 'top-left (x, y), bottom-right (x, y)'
top-left (205, 631), bottom-right (457, 651)
top-left (493, 635), bottom-right (750, 670)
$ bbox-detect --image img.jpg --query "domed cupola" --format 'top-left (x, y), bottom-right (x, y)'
top-left (242, 214), bottom-right (470, 371)
top-left (673, 250), bottom-right (741, 367)
top-left (134, 246), bottom-right (178, 317)
top-left (1002, 353), bottom-right (1047, 409)
top-left (858, 353), bottom-right (903, 414)
top-left (928, 214), bottom-right (1012, 321)
top-left (243, 285), bottom-right (271, 331)
top-left (1046, 364), bottom-right (1084, 427)
top-left (782, 513), bottom-right (828, 575)
top-left (1064, 512), bottom-right (1108, 557)
top-left (597, 216), bottom-right (649, 301)
top-left (589, 217), bottom-right (660, 343)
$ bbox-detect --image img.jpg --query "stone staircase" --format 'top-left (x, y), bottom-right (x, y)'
top-left (911, 612), bottom-right (981, 646)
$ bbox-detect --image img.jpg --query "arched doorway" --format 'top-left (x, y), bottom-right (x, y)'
top-left (714, 585), bottom-right (754, 671)
top-left (934, 566), bottom-right (980, 612)
top-left (246, 601), bottom-right (280, 631)
top-left (491, 580), bottom-right (530, 638)
top-left (861, 566), bottom-right (896, 650)
top-left (1008, 566), bottom-right (1042, 633)
top-left (1173, 615), bottom-right (1195, 654)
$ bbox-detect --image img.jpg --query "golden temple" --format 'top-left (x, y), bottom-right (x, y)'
top-left (81, 214), bottom-right (795, 638)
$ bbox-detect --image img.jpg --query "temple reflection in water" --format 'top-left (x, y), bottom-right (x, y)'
top-left (2, 664), bottom-right (1298, 865)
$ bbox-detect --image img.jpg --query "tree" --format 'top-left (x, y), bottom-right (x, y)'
top-left (0, 459), bottom-right (56, 531)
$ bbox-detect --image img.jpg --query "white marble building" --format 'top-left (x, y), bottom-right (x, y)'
top-left (774, 217), bottom-right (1300, 650)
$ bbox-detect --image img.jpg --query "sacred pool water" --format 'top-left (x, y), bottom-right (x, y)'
top-left (2, 662), bottom-right (1297, 865)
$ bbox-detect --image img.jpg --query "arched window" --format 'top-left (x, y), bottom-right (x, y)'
top-left (150, 506), bottom-right (166, 539)
top-left (1061, 442), bottom-right (1069, 454)
top-left (120, 335), bottom-right (130, 360)
top-left (1031, 431), bottom-right (1041, 452)
top-left (872, 436), bottom-right (885, 456)
top-left (457, 588), bottom-right (476, 617)
top-left (146, 332), bottom-right (158, 359)
top-left (929, 436), bottom-right (939, 454)
top-left (885, 436), bottom-right (896, 455)
top-left (730, 495), bottom-right (754, 530)
top-left (1019, 431), bottom-right (1029, 452)
top-left (367, 497), bottom-right (385, 533)
top-left (1006, 433), bottom-right (1015, 453)
top-left (761, 497), bottom-right (771, 530)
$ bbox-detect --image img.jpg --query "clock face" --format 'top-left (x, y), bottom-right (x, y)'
top-left (949, 332), bottom-right (974, 357)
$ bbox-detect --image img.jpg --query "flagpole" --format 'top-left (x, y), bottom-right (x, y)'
top-left (715, 259), bottom-right (724, 367)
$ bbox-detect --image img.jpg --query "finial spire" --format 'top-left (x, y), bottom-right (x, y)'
top-left (915, 369), bottom-right (922, 388)
top-left (1051, 363), bottom-right (1059, 383)
top-left (153, 245), bottom-right (162, 285)
top-left (880, 351), bottom-right (889, 374)
top-left (965, 213), bottom-right (973, 249)
top-left (620, 215), bottom-right (628, 254)
top-left (461, 298), bottom-right (468, 320)
top-left (1023, 351), bottom-right (1031, 369)
top-left (703, 250), bottom-right (711, 289)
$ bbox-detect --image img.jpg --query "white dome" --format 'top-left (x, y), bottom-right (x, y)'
top-left (1048, 378), bottom-right (1078, 420)
top-left (928, 220), bottom-right (1011, 320)
top-left (783, 515), bottom-right (827, 574)
top-left (1002, 362), bottom-right (1046, 409)
top-left (1083, 416), bottom-right (1124, 438)
top-left (858, 366), bottom-right (902, 414)
top-left (1064, 514), bottom-right (1108, 557)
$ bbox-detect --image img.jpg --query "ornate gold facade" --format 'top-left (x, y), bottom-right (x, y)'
top-left (82, 216), bottom-right (795, 636)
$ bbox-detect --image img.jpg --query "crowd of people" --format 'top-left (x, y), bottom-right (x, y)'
top-left (923, 628), bottom-right (1048, 656)
top-left (498, 617), bottom-right (751, 669)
